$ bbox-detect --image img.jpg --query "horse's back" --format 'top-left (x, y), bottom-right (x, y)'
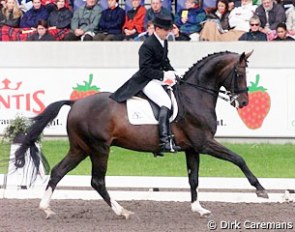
top-left (67, 92), bottom-right (127, 140)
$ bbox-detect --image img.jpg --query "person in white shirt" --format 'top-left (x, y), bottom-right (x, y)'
top-left (218, 0), bottom-right (257, 40)
top-left (286, 0), bottom-right (295, 38)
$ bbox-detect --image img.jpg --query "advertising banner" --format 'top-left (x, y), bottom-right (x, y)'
top-left (0, 68), bottom-right (294, 137)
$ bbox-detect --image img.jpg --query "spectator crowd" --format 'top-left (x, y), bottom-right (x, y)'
top-left (0, 0), bottom-right (294, 41)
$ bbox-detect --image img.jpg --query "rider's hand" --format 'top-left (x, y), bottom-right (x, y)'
top-left (163, 71), bottom-right (176, 86)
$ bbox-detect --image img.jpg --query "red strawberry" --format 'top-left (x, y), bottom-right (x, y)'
top-left (237, 74), bottom-right (271, 129)
top-left (70, 74), bottom-right (100, 100)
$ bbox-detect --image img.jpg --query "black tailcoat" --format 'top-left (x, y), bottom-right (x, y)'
top-left (110, 34), bottom-right (174, 102)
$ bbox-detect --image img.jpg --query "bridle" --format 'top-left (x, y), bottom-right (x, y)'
top-left (176, 62), bottom-right (248, 107)
top-left (219, 64), bottom-right (248, 107)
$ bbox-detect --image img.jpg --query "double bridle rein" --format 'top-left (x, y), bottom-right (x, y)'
top-left (176, 64), bottom-right (248, 106)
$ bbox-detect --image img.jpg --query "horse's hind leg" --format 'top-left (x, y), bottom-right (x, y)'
top-left (185, 149), bottom-right (211, 217)
top-left (90, 148), bottom-right (134, 219)
top-left (39, 148), bottom-right (87, 218)
top-left (203, 139), bottom-right (268, 198)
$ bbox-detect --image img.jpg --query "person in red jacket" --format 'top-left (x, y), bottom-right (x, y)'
top-left (122, 0), bottom-right (146, 40)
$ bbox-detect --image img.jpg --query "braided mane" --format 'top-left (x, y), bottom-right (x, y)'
top-left (182, 51), bottom-right (237, 81)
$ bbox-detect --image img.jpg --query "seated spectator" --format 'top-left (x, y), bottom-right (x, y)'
top-left (286, 0), bottom-right (295, 38)
top-left (0, 0), bottom-right (22, 27)
top-left (27, 19), bottom-right (55, 40)
top-left (218, 0), bottom-right (256, 40)
top-left (18, 0), bottom-right (33, 12)
top-left (255, 0), bottom-right (286, 40)
top-left (175, 0), bottom-right (206, 41)
top-left (63, 0), bottom-right (102, 41)
top-left (122, 0), bottom-right (146, 41)
top-left (169, 23), bottom-right (191, 40)
top-left (228, 0), bottom-right (244, 9)
top-left (134, 20), bottom-right (154, 41)
top-left (199, 0), bottom-right (230, 41)
top-left (41, 0), bottom-right (69, 13)
top-left (93, 0), bottom-right (125, 41)
top-left (20, 0), bottom-right (49, 29)
top-left (0, 0), bottom-right (4, 10)
top-left (239, 15), bottom-right (267, 40)
top-left (273, 22), bottom-right (295, 40)
top-left (47, 0), bottom-right (72, 29)
top-left (144, 0), bottom-right (173, 29)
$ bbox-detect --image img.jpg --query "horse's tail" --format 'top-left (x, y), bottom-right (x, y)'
top-left (14, 100), bottom-right (74, 174)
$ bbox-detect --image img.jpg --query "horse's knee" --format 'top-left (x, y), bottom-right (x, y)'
top-left (91, 177), bottom-right (106, 191)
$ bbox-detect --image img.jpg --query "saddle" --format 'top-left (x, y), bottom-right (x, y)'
top-left (126, 89), bottom-right (178, 125)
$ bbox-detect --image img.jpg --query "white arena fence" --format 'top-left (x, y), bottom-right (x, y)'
top-left (1, 174), bottom-right (295, 203)
top-left (1, 144), bottom-right (295, 203)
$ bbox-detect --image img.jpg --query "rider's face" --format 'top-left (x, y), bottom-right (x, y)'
top-left (155, 27), bottom-right (171, 40)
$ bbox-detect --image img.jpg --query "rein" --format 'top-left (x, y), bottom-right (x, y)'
top-left (176, 64), bottom-right (248, 104)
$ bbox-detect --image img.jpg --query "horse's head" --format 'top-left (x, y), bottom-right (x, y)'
top-left (179, 51), bottom-right (252, 109)
top-left (221, 51), bottom-right (253, 109)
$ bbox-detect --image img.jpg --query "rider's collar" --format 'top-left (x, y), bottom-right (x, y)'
top-left (154, 32), bottom-right (165, 48)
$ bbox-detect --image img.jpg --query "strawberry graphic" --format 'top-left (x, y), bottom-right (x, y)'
top-left (237, 74), bottom-right (271, 129)
top-left (70, 74), bottom-right (100, 100)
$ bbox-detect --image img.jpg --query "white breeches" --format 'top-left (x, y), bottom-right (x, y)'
top-left (142, 79), bottom-right (171, 110)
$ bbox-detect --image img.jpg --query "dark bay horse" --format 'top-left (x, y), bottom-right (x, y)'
top-left (14, 51), bottom-right (268, 219)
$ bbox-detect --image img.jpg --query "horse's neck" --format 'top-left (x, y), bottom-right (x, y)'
top-left (176, 66), bottom-right (221, 116)
top-left (175, 82), bottom-right (218, 117)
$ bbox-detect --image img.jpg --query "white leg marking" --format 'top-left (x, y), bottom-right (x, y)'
top-left (110, 199), bottom-right (123, 216)
top-left (39, 187), bottom-right (56, 219)
top-left (191, 200), bottom-right (211, 217)
top-left (110, 199), bottom-right (134, 219)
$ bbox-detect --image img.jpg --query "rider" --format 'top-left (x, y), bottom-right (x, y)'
top-left (110, 15), bottom-right (181, 153)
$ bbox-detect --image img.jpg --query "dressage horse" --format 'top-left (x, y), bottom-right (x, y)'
top-left (14, 51), bottom-right (268, 219)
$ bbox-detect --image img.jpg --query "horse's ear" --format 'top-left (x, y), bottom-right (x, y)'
top-left (240, 50), bottom-right (254, 63)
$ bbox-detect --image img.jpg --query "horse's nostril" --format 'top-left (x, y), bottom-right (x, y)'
top-left (242, 101), bottom-right (248, 107)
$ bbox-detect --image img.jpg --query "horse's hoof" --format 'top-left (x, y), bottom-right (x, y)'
top-left (191, 201), bottom-right (211, 218)
top-left (283, 190), bottom-right (295, 202)
top-left (256, 190), bottom-right (269, 199)
top-left (40, 207), bottom-right (56, 219)
top-left (199, 209), bottom-right (211, 218)
top-left (121, 209), bottom-right (134, 220)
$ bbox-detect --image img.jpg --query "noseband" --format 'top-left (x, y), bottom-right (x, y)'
top-left (219, 64), bottom-right (248, 106)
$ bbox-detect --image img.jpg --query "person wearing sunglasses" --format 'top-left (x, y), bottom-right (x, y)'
top-left (239, 15), bottom-right (267, 40)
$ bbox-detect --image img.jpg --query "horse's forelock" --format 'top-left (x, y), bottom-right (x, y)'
top-left (182, 51), bottom-right (238, 80)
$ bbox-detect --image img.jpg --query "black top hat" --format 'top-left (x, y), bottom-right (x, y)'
top-left (152, 16), bottom-right (173, 30)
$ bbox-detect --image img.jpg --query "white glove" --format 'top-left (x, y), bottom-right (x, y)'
top-left (163, 71), bottom-right (176, 86)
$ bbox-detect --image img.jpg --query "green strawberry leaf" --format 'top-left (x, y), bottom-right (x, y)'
top-left (248, 74), bottom-right (267, 92)
top-left (72, 74), bottom-right (100, 91)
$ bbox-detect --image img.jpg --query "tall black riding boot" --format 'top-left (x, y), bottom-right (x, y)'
top-left (158, 106), bottom-right (181, 153)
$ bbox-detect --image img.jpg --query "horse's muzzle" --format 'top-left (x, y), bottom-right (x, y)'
top-left (230, 94), bottom-right (248, 109)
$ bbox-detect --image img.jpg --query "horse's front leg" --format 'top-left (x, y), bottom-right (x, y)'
top-left (203, 139), bottom-right (268, 198)
top-left (185, 149), bottom-right (211, 217)
top-left (90, 150), bottom-right (134, 220)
